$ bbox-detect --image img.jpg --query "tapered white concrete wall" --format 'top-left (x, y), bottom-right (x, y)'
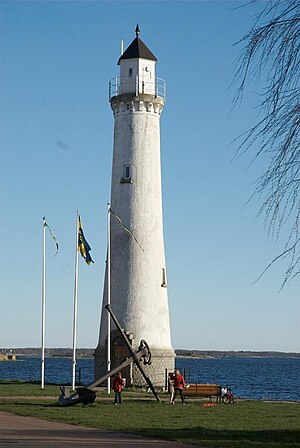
top-left (99, 100), bottom-right (172, 350)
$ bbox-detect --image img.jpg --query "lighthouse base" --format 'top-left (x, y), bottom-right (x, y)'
top-left (94, 346), bottom-right (175, 389)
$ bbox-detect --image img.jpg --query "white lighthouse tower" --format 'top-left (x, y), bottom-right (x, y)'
top-left (94, 26), bottom-right (175, 387)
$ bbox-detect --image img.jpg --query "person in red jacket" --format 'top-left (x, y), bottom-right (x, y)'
top-left (112, 372), bottom-right (124, 405)
top-left (172, 369), bottom-right (186, 404)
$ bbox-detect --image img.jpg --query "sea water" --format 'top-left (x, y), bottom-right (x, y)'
top-left (0, 356), bottom-right (299, 401)
top-left (176, 357), bottom-right (300, 401)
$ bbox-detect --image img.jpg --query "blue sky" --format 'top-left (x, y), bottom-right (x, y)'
top-left (1, 1), bottom-right (299, 353)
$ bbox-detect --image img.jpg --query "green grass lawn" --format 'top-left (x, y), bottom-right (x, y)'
top-left (0, 383), bottom-right (299, 447)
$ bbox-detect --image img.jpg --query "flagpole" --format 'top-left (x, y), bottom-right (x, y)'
top-left (41, 217), bottom-right (46, 389)
top-left (107, 203), bottom-right (111, 394)
top-left (72, 211), bottom-right (80, 391)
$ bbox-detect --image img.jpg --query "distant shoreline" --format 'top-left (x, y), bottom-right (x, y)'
top-left (1, 348), bottom-right (299, 359)
top-left (175, 349), bottom-right (300, 359)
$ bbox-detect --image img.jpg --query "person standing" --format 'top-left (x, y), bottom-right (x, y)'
top-left (173, 369), bottom-right (185, 404)
top-left (168, 372), bottom-right (175, 404)
top-left (112, 372), bottom-right (124, 405)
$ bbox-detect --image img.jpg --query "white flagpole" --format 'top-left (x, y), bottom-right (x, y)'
top-left (41, 217), bottom-right (46, 389)
top-left (107, 203), bottom-right (111, 394)
top-left (72, 211), bottom-right (80, 391)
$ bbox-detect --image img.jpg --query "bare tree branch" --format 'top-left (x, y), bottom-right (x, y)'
top-left (234, 0), bottom-right (300, 287)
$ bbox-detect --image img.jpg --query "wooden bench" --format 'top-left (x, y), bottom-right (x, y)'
top-left (183, 383), bottom-right (221, 402)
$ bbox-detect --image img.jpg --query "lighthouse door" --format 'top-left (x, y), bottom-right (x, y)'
top-left (112, 336), bottom-right (131, 385)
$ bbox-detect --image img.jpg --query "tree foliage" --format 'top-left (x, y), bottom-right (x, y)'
top-left (234, 0), bottom-right (300, 287)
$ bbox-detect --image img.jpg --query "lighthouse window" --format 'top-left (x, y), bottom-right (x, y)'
top-left (120, 165), bottom-right (132, 183)
top-left (129, 68), bottom-right (133, 77)
top-left (124, 165), bottom-right (130, 179)
top-left (161, 268), bottom-right (167, 288)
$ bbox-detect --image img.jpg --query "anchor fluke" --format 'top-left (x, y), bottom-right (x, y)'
top-left (58, 387), bottom-right (96, 407)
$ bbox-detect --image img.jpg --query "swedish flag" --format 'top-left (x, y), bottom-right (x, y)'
top-left (78, 216), bottom-right (94, 265)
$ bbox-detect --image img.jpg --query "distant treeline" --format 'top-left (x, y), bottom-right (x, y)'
top-left (0, 348), bottom-right (94, 357)
top-left (175, 349), bottom-right (300, 358)
top-left (1, 348), bottom-right (299, 358)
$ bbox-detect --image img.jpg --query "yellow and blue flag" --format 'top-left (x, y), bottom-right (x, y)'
top-left (78, 216), bottom-right (94, 265)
